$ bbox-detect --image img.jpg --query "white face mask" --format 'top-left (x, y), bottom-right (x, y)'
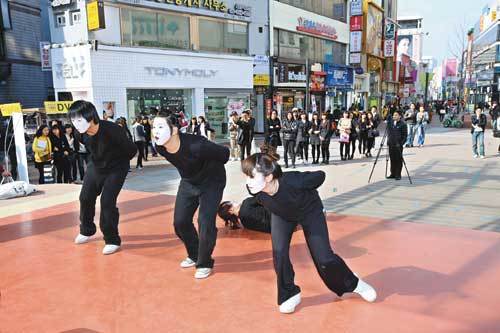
top-left (246, 168), bottom-right (267, 195)
top-left (71, 116), bottom-right (91, 134)
top-left (152, 117), bottom-right (172, 146)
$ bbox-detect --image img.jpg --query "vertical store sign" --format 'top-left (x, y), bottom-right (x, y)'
top-left (349, 0), bottom-right (363, 65)
top-left (40, 42), bottom-right (51, 71)
top-left (384, 20), bottom-right (396, 57)
top-left (350, 31), bottom-right (362, 53)
top-left (87, 0), bottom-right (106, 31)
top-left (350, 0), bottom-right (363, 16)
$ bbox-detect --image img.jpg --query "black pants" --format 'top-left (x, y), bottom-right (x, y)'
top-left (439, 113), bottom-right (445, 122)
top-left (8, 150), bottom-right (18, 180)
top-left (359, 133), bottom-right (368, 154)
top-left (174, 178), bottom-right (226, 268)
top-left (367, 137), bottom-right (375, 154)
top-left (54, 157), bottom-right (71, 183)
top-left (296, 139), bottom-right (309, 161)
top-left (271, 210), bottom-right (358, 305)
top-left (311, 144), bottom-right (320, 162)
top-left (340, 142), bottom-right (350, 159)
top-left (135, 141), bottom-right (145, 167)
top-left (321, 139), bottom-right (330, 162)
top-left (79, 163), bottom-right (129, 245)
top-left (350, 137), bottom-right (357, 158)
top-left (76, 153), bottom-right (88, 181)
top-left (389, 145), bottom-right (404, 178)
top-left (144, 140), bottom-right (150, 160)
top-left (239, 141), bottom-right (252, 161)
top-left (283, 140), bottom-right (296, 167)
top-left (35, 161), bottom-right (48, 184)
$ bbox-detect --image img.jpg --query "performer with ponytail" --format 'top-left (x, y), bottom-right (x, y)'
top-left (70, 101), bottom-right (137, 255)
top-left (241, 151), bottom-right (377, 313)
top-left (152, 109), bottom-right (230, 279)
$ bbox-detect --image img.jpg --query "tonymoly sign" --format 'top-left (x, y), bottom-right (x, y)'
top-left (145, 67), bottom-right (218, 78)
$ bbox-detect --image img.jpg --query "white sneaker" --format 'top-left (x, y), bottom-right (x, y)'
top-left (74, 234), bottom-right (91, 244)
top-left (480, 155), bottom-right (485, 159)
top-left (353, 277), bottom-right (377, 303)
top-left (194, 268), bottom-right (212, 279)
top-left (279, 293), bottom-right (301, 314)
top-left (473, 154), bottom-right (479, 158)
top-left (102, 244), bottom-right (120, 255)
top-left (180, 257), bottom-right (196, 268)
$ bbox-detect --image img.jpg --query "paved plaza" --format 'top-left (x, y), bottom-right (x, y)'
top-left (1, 125), bottom-right (499, 333)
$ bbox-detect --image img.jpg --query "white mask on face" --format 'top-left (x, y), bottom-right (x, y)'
top-left (71, 116), bottom-right (91, 134)
top-left (246, 168), bottom-right (267, 195)
top-left (152, 117), bottom-right (172, 146)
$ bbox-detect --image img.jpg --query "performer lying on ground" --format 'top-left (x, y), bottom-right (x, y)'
top-left (152, 109), bottom-right (230, 279)
top-left (218, 197), bottom-right (272, 233)
top-left (70, 101), bottom-right (137, 255)
top-left (242, 152), bottom-right (377, 313)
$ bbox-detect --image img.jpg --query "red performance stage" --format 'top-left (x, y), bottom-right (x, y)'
top-left (1, 188), bottom-right (499, 333)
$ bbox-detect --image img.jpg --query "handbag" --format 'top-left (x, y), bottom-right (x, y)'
top-left (493, 130), bottom-right (500, 138)
top-left (368, 129), bottom-right (380, 138)
top-left (43, 162), bottom-right (55, 184)
top-left (339, 132), bottom-right (350, 143)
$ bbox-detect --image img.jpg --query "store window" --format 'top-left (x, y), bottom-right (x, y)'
top-left (199, 18), bottom-right (248, 54)
top-left (126, 89), bottom-right (193, 120)
top-left (121, 8), bottom-right (190, 50)
top-left (55, 13), bottom-right (66, 27)
top-left (70, 10), bottom-right (81, 25)
top-left (0, 0), bottom-right (12, 30)
top-left (275, 29), bottom-right (347, 64)
top-left (278, 0), bottom-right (347, 22)
top-left (205, 92), bottom-right (250, 138)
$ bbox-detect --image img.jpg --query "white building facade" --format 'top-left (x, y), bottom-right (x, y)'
top-left (47, 0), bottom-right (267, 137)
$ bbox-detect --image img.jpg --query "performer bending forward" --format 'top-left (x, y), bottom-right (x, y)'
top-left (70, 101), bottom-right (137, 255)
top-left (152, 110), bottom-right (229, 279)
top-left (242, 152), bottom-right (377, 313)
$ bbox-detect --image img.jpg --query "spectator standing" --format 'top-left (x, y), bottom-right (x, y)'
top-left (197, 116), bottom-right (215, 140)
top-left (281, 111), bottom-right (298, 168)
top-left (32, 125), bottom-right (52, 184)
top-left (50, 125), bottom-right (71, 183)
top-left (404, 103), bottom-right (417, 147)
top-left (266, 110), bottom-right (282, 148)
top-left (237, 110), bottom-right (253, 160)
top-left (309, 112), bottom-right (321, 164)
top-left (319, 112), bottom-right (333, 164)
top-left (228, 111), bottom-right (240, 161)
top-left (416, 106), bottom-right (429, 147)
top-left (142, 117), bottom-right (153, 160)
top-left (338, 111), bottom-right (352, 161)
top-left (64, 124), bottom-right (78, 182)
top-left (295, 112), bottom-right (311, 164)
top-left (132, 116), bottom-right (146, 169)
top-left (471, 107), bottom-right (487, 159)
top-left (358, 113), bottom-right (369, 156)
top-left (187, 117), bottom-right (198, 134)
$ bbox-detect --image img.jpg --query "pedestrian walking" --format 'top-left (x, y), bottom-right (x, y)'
top-left (153, 109), bottom-right (229, 279)
top-left (32, 125), bottom-right (52, 184)
top-left (309, 112), bottom-right (321, 164)
top-left (70, 101), bottom-right (137, 255)
top-left (281, 111), bottom-right (298, 168)
top-left (132, 116), bottom-right (146, 169)
top-left (242, 153), bottom-right (377, 313)
top-left (338, 111), bottom-right (352, 161)
top-left (471, 107), bottom-right (487, 159)
top-left (416, 106), bottom-right (429, 147)
top-left (228, 111), bottom-right (240, 161)
top-left (404, 103), bottom-right (417, 147)
top-left (387, 111), bottom-right (408, 180)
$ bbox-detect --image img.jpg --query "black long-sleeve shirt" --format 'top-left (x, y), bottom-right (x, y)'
top-left (87, 120), bottom-right (137, 171)
top-left (239, 197), bottom-right (272, 233)
top-left (257, 171), bottom-right (325, 223)
top-left (387, 117), bottom-right (408, 147)
top-left (156, 133), bottom-right (229, 184)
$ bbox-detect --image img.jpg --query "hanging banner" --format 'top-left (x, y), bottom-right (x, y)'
top-left (87, 0), bottom-right (106, 31)
top-left (384, 40), bottom-right (395, 57)
top-left (324, 64), bottom-right (354, 88)
top-left (350, 53), bottom-right (361, 64)
top-left (350, 0), bottom-right (363, 16)
top-left (0, 103), bottom-right (22, 116)
top-left (40, 42), bottom-right (52, 71)
top-left (44, 101), bottom-right (74, 114)
top-left (350, 31), bottom-right (362, 53)
top-left (350, 16), bottom-right (363, 31)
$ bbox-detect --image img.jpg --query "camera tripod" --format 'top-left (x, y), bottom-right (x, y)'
top-left (368, 125), bottom-right (413, 184)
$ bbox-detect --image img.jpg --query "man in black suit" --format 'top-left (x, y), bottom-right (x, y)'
top-left (387, 111), bottom-right (408, 180)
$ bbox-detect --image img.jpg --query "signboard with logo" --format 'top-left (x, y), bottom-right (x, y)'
top-left (253, 55), bottom-right (269, 86)
top-left (44, 101), bottom-right (74, 114)
top-left (350, 0), bottom-right (363, 16)
top-left (385, 21), bottom-right (396, 40)
top-left (253, 74), bottom-right (270, 86)
top-left (366, 4), bottom-right (383, 57)
top-left (384, 40), bottom-right (395, 57)
top-left (350, 53), bottom-right (361, 64)
top-left (310, 72), bottom-right (326, 91)
top-left (51, 0), bottom-right (73, 7)
top-left (324, 64), bottom-right (354, 88)
top-left (297, 17), bottom-right (338, 40)
top-left (87, 0), bottom-right (106, 31)
top-left (40, 42), bottom-right (51, 71)
top-left (350, 31), bottom-right (362, 53)
top-left (0, 103), bottom-right (22, 116)
top-left (350, 16), bottom-right (363, 31)
top-left (277, 63), bottom-right (306, 84)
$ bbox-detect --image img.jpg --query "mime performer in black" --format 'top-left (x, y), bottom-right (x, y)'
top-left (152, 109), bottom-right (230, 279)
top-left (242, 152), bottom-right (377, 313)
top-left (70, 101), bottom-right (137, 255)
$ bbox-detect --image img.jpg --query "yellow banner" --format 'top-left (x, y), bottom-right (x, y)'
top-left (87, 1), bottom-right (104, 31)
top-left (253, 74), bottom-right (270, 86)
top-left (44, 101), bottom-right (74, 114)
top-left (0, 103), bottom-right (22, 116)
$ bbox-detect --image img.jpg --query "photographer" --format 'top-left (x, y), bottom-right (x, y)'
top-left (387, 111), bottom-right (408, 181)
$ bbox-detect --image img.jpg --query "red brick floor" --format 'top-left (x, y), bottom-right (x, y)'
top-left (1, 190), bottom-right (500, 333)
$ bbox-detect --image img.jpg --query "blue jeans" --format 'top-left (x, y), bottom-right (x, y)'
top-left (472, 131), bottom-right (485, 156)
top-left (417, 124), bottom-right (426, 146)
top-left (406, 124), bottom-right (415, 146)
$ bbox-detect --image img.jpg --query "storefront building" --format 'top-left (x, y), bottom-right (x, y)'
top-left (270, 0), bottom-right (350, 114)
top-left (47, 0), bottom-right (266, 138)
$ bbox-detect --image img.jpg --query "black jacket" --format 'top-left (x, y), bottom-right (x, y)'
top-left (489, 105), bottom-right (499, 119)
top-left (387, 117), bottom-right (408, 147)
top-left (266, 118), bottom-right (281, 138)
top-left (319, 120), bottom-right (332, 140)
top-left (239, 197), bottom-right (271, 233)
top-left (471, 114), bottom-right (487, 133)
top-left (236, 119), bottom-right (252, 144)
top-left (50, 134), bottom-right (70, 161)
top-left (404, 109), bottom-right (417, 125)
top-left (282, 118), bottom-right (298, 141)
top-left (296, 119), bottom-right (311, 142)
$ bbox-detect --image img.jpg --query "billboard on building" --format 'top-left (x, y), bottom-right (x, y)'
top-left (397, 35), bottom-right (413, 61)
top-left (444, 58), bottom-right (458, 77)
top-left (365, 5), bottom-right (384, 57)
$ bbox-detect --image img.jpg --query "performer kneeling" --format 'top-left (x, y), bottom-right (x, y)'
top-left (70, 101), bottom-right (137, 255)
top-left (152, 110), bottom-right (229, 279)
top-left (242, 153), bottom-right (377, 313)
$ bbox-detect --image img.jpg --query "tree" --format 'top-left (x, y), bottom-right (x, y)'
top-left (447, 18), bottom-right (470, 111)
